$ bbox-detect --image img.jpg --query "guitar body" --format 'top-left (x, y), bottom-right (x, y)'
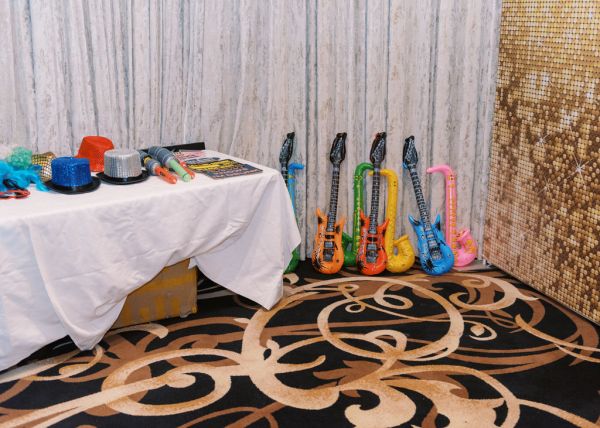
top-left (312, 208), bottom-right (346, 274)
top-left (409, 214), bottom-right (454, 275)
top-left (357, 211), bottom-right (389, 275)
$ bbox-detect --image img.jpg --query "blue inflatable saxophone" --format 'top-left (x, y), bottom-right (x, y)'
top-left (280, 132), bottom-right (304, 273)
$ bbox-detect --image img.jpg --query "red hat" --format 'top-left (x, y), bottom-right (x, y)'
top-left (75, 136), bottom-right (114, 172)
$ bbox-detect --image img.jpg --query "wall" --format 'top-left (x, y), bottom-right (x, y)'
top-left (484, 0), bottom-right (600, 323)
top-left (0, 0), bottom-right (501, 257)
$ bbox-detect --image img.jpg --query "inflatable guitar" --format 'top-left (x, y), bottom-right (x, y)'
top-left (280, 132), bottom-right (304, 273)
top-left (402, 136), bottom-right (454, 275)
top-left (343, 162), bottom-right (373, 266)
top-left (312, 133), bottom-right (347, 274)
top-left (377, 168), bottom-right (415, 272)
top-left (357, 132), bottom-right (389, 275)
top-left (427, 164), bottom-right (477, 266)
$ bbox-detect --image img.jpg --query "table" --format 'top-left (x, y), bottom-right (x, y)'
top-left (0, 151), bottom-right (301, 371)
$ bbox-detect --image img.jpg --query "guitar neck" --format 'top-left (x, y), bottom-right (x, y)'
top-left (368, 167), bottom-right (381, 233)
top-left (326, 167), bottom-right (341, 231)
top-left (408, 165), bottom-right (435, 233)
top-left (281, 166), bottom-right (289, 187)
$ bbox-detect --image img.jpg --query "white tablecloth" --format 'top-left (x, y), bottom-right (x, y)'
top-left (0, 151), bottom-right (300, 371)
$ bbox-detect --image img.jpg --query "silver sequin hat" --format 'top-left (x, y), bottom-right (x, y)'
top-left (97, 148), bottom-right (149, 185)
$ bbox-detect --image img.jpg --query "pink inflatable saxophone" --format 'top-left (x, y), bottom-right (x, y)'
top-left (426, 164), bottom-right (477, 267)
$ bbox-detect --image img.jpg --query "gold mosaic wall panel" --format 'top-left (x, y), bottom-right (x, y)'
top-left (484, 1), bottom-right (599, 323)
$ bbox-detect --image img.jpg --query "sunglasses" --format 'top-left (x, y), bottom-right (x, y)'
top-left (1, 179), bottom-right (31, 199)
top-left (0, 189), bottom-right (30, 199)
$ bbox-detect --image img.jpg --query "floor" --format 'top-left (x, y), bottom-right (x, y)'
top-left (0, 261), bottom-right (599, 427)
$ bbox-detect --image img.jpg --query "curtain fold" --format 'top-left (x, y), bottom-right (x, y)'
top-left (0, 0), bottom-right (501, 258)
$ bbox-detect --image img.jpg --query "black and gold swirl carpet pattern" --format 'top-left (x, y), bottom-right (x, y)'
top-left (1, 262), bottom-right (599, 427)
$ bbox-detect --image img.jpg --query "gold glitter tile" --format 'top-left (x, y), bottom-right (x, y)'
top-left (484, 0), bottom-right (600, 324)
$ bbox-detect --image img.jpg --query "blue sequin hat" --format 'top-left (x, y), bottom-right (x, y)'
top-left (46, 157), bottom-right (101, 194)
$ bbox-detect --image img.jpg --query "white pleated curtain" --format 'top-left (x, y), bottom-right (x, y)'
top-left (0, 0), bottom-right (501, 259)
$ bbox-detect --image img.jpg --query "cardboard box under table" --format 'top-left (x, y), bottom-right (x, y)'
top-left (112, 259), bottom-right (198, 329)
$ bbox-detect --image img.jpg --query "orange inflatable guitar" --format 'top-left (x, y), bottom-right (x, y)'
top-left (312, 133), bottom-right (347, 274)
top-left (357, 132), bottom-right (389, 275)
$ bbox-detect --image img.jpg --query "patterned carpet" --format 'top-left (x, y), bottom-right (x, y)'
top-left (1, 262), bottom-right (599, 427)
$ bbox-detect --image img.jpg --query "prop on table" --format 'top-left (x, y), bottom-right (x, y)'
top-left (46, 157), bottom-right (101, 194)
top-left (6, 147), bottom-right (32, 169)
top-left (378, 168), bottom-right (415, 272)
top-left (174, 151), bottom-right (219, 169)
top-left (0, 161), bottom-right (45, 198)
top-left (148, 146), bottom-right (192, 182)
top-left (75, 136), bottom-right (114, 172)
top-left (139, 150), bottom-right (177, 184)
top-left (179, 156), bottom-right (220, 166)
top-left (279, 132), bottom-right (304, 273)
top-left (343, 162), bottom-right (373, 266)
top-left (175, 159), bottom-right (196, 179)
top-left (189, 159), bottom-right (262, 179)
top-left (174, 150), bottom-right (207, 163)
top-left (31, 152), bottom-right (56, 182)
top-left (402, 136), bottom-right (454, 275)
top-left (0, 187), bottom-right (29, 199)
top-left (98, 149), bottom-right (149, 185)
top-left (427, 164), bottom-right (477, 267)
top-left (312, 132), bottom-right (347, 274)
top-left (0, 147), bottom-right (48, 197)
top-left (357, 132), bottom-right (389, 275)
top-left (175, 150), bottom-right (218, 174)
